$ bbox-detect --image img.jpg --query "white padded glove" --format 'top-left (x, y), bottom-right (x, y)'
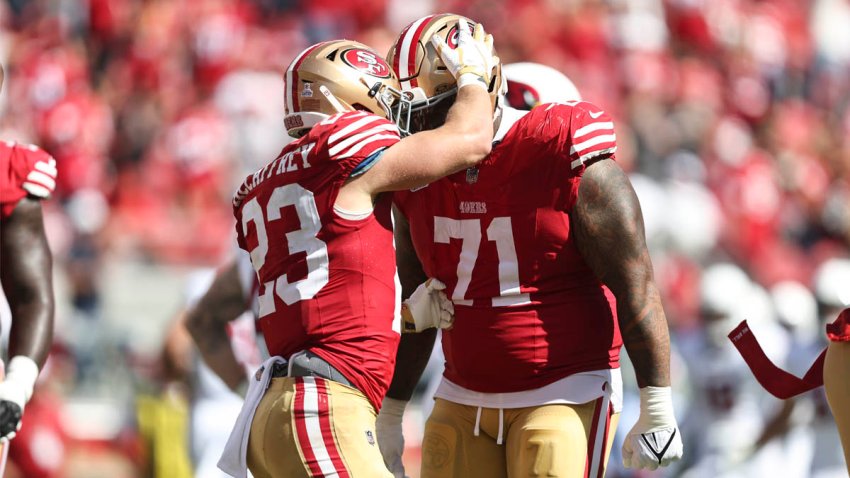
top-left (430, 19), bottom-right (499, 90)
top-left (0, 356), bottom-right (39, 443)
top-left (376, 397), bottom-right (408, 478)
top-left (622, 386), bottom-right (683, 470)
top-left (401, 279), bottom-right (454, 332)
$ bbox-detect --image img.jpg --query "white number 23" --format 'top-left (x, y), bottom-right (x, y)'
top-left (241, 184), bottom-right (329, 317)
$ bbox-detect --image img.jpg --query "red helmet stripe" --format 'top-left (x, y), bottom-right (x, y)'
top-left (286, 41), bottom-right (331, 113)
top-left (407, 16), bottom-right (434, 88)
top-left (393, 21), bottom-right (416, 81)
top-left (396, 15), bottom-right (434, 90)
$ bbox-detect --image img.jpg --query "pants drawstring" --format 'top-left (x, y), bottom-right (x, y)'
top-left (496, 408), bottom-right (505, 445)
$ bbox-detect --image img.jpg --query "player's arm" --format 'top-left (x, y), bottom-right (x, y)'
top-left (573, 159), bottom-right (669, 388)
top-left (377, 207), bottom-right (437, 477)
top-left (348, 21), bottom-right (497, 196)
top-left (572, 158), bottom-right (682, 469)
top-left (360, 83), bottom-right (493, 193)
top-left (185, 260), bottom-right (249, 391)
top-left (0, 197), bottom-right (54, 441)
top-left (389, 207), bottom-right (436, 399)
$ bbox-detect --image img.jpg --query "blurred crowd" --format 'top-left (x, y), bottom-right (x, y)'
top-left (0, 0), bottom-right (849, 477)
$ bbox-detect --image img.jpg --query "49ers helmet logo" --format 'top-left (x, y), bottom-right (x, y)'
top-left (341, 48), bottom-right (391, 78)
top-left (446, 21), bottom-right (476, 50)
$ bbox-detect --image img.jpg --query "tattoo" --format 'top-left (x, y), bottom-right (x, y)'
top-left (571, 159), bottom-right (671, 388)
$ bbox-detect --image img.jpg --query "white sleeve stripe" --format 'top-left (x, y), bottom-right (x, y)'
top-left (22, 182), bottom-right (52, 198)
top-left (570, 146), bottom-right (618, 169)
top-left (573, 121), bottom-right (614, 139)
top-left (337, 134), bottom-right (400, 159)
top-left (328, 115), bottom-right (383, 144)
top-left (580, 146), bottom-right (617, 162)
top-left (328, 124), bottom-right (399, 156)
top-left (26, 170), bottom-right (56, 190)
top-left (34, 160), bottom-right (57, 175)
top-left (569, 134), bottom-right (617, 156)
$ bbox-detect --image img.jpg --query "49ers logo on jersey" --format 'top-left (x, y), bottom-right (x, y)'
top-left (446, 22), bottom-right (476, 49)
top-left (341, 48), bottom-right (391, 78)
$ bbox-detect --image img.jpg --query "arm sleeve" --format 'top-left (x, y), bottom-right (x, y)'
top-left (536, 102), bottom-right (617, 172)
top-left (1, 142), bottom-right (58, 218)
top-left (320, 112), bottom-right (401, 179)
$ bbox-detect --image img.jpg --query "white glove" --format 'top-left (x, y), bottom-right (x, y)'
top-left (401, 279), bottom-right (454, 332)
top-left (0, 356), bottom-right (39, 443)
top-left (376, 397), bottom-right (408, 478)
top-left (430, 19), bottom-right (499, 90)
top-left (622, 386), bottom-right (683, 470)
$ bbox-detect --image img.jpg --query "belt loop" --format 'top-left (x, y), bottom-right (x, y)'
top-left (473, 406), bottom-right (483, 437)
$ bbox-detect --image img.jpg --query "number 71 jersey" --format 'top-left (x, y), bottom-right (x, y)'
top-left (394, 103), bottom-right (623, 394)
top-left (232, 111), bottom-right (402, 411)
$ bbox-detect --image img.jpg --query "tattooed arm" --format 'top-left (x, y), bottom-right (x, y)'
top-left (571, 158), bottom-right (669, 387)
top-left (572, 158), bottom-right (682, 469)
top-left (186, 260), bottom-right (249, 391)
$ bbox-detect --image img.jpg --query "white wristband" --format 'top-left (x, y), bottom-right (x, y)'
top-left (6, 356), bottom-right (39, 404)
top-left (457, 73), bottom-right (487, 90)
top-left (636, 386), bottom-right (676, 432)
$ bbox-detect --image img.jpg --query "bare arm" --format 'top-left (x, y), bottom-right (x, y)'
top-left (347, 84), bottom-right (493, 198)
top-left (571, 159), bottom-right (670, 388)
top-left (0, 198), bottom-right (54, 368)
top-left (185, 260), bottom-right (249, 390)
top-left (386, 207), bottom-right (436, 400)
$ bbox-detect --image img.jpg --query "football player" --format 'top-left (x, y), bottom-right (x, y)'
top-left (0, 63), bottom-right (57, 446)
top-left (378, 14), bottom-right (683, 478)
top-left (213, 28), bottom-right (501, 478)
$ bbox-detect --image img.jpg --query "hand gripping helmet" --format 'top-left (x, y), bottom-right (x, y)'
top-left (503, 62), bottom-right (582, 110)
top-left (283, 40), bottom-right (411, 138)
top-left (386, 13), bottom-right (505, 134)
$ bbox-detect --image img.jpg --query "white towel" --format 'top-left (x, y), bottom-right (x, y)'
top-left (217, 356), bottom-right (286, 478)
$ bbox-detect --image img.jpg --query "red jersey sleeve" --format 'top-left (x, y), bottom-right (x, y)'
top-left (529, 101), bottom-right (617, 172)
top-left (313, 111), bottom-right (401, 174)
top-left (0, 141), bottom-right (58, 218)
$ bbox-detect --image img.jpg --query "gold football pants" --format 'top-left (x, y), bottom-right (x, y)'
top-left (421, 397), bottom-right (619, 478)
top-left (247, 376), bottom-right (392, 478)
top-left (824, 340), bottom-right (850, 474)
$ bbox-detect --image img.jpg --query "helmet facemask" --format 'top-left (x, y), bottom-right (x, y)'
top-left (387, 14), bottom-right (505, 136)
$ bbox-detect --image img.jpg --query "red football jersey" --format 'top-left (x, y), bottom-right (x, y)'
top-left (233, 111), bottom-right (402, 410)
top-left (0, 141), bottom-right (58, 219)
top-left (395, 102), bottom-right (623, 393)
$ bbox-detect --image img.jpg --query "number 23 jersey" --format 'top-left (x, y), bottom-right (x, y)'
top-left (233, 111), bottom-right (401, 410)
top-left (394, 103), bottom-right (623, 394)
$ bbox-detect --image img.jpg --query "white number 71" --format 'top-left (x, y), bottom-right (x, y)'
top-left (434, 216), bottom-right (530, 307)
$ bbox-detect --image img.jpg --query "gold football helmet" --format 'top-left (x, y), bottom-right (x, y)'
top-left (387, 13), bottom-right (505, 133)
top-left (283, 40), bottom-right (410, 137)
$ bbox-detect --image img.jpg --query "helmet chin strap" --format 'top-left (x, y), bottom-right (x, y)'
top-left (319, 85), bottom-right (348, 113)
top-left (492, 97), bottom-right (504, 139)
